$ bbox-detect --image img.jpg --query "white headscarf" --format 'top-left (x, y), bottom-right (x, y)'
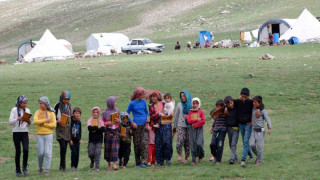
top-left (191, 97), bottom-right (201, 111)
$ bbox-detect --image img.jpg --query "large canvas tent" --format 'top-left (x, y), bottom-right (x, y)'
top-left (198, 31), bottom-right (212, 44)
top-left (86, 33), bottom-right (129, 53)
top-left (24, 29), bottom-right (74, 62)
top-left (280, 9), bottom-right (320, 43)
top-left (18, 39), bottom-right (72, 62)
top-left (258, 18), bottom-right (296, 42)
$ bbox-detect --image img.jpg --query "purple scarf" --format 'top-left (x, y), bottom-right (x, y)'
top-left (101, 96), bottom-right (120, 121)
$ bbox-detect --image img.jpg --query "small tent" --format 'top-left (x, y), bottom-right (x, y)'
top-left (24, 29), bottom-right (74, 62)
top-left (258, 18), bottom-right (296, 42)
top-left (86, 33), bottom-right (129, 53)
top-left (198, 31), bottom-right (212, 44)
top-left (280, 9), bottom-right (320, 43)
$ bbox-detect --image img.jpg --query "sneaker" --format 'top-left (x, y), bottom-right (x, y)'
top-left (94, 168), bottom-right (99, 172)
top-left (191, 162), bottom-right (195, 166)
top-left (16, 172), bottom-right (23, 177)
top-left (90, 162), bottom-right (94, 169)
top-left (135, 165), bottom-right (141, 168)
top-left (209, 156), bottom-right (215, 161)
top-left (59, 167), bottom-right (66, 173)
top-left (71, 167), bottom-right (76, 171)
top-left (249, 157), bottom-right (254, 162)
top-left (119, 160), bottom-right (123, 166)
top-left (43, 170), bottom-right (50, 175)
top-left (39, 168), bottom-right (43, 175)
top-left (22, 166), bottom-right (29, 176)
top-left (177, 156), bottom-right (183, 162)
top-left (140, 164), bottom-right (147, 168)
top-left (166, 161), bottom-right (172, 166)
top-left (75, 168), bottom-right (79, 171)
top-left (216, 162), bottom-right (221, 165)
top-left (198, 158), bottom-right (203, 163)
top-left (147, 162), bottom-right (151, 166)
top-left (123, 166), bottom-right (127, 169)
top-left (240, 161), bottom-right (246, 167)
top-left (229, 159), bottom-right (235, 165)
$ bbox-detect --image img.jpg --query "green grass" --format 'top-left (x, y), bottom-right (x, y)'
top-left (0, 43), bottom-right (320, 179)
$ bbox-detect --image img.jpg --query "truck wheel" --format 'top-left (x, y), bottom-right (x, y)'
top-left (126, 50), bottom-right (132, 55)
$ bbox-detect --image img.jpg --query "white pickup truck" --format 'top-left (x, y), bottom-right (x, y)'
top-left (121, 38), bottom-right (165, 54)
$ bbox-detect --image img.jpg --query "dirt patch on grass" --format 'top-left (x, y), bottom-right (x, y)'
top-left (198, 78), bottom-right (206, 82)
top-left (208, 57), bottom-right (231, 61)
top-left (0, 157), bottom-right (11, 163)
top-left (97, 62), bottom-right (117, 66)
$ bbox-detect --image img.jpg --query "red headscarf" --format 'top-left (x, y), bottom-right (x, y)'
top-left (150, 90), bottom-right (162, 101)
top-left (177, 41), bottom-right (180, 45)
top-left (130, 87), bottom-right (145, 101)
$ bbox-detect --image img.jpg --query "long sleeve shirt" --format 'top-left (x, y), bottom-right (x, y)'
top-left (9, 107), bottom-right (31, 132)
top-left (174, 103), bottom-right (189, 128)
top-left (88, 118), bottom-right (105, 143)
top-left (252, 109), bottom-right (272, 130)
top-left (145, 123), bottom-right (155, 145)
top-left (187, 109), bottom-right (205, 128)
top-left (213, 114), bottom-right (227, 131)
top-left (126, 99), bottom-right (149, 126)
top-left (70, 118), bottom-right (82, 142)
top-left (234, 99), bottom-right (264, 124)
top-left (33, 110), bottom-right (56, 135)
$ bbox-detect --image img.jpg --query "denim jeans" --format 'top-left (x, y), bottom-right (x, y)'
top-left (36, 134), bottom-right (53, 171)
top-left (239, 124), bottom-right (252, 161)
top-left (210, 129), bottom-right (226, 162)
top-left (227, 127), bottom-right (239, 161)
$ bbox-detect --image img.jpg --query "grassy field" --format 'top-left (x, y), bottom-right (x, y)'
top-left (0, 43), bottom-right (320, 179)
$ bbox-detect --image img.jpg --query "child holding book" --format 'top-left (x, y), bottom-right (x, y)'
top-left (146, 121), bottom-right (155, 166)
top-left (250, 96), bottom-right (271, 166)
top-left (9, 95), bottom-right (31, 177)
top-left (54, 91), bottom-right (72, 172)
top-left (118, 112), bottom-right (132, 169)
top-left (33, 96), bottom-right (56, 175)
top-left (87, 107), bottom-right (105, 172)
top-left (69, 107), bottom-right (82, 171)
top-left (173, 91), bottom-right (192, 164)
top-left (102, 96), bottom-right (121, 171)
top-left (210, 100), bottom-right (227, 165)
top-left (187, 97), bottom-right (205, 165)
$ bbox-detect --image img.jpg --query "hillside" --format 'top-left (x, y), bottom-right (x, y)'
top-left (0, 0), bottom-right (320, 57)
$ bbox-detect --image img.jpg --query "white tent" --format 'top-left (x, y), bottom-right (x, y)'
top-left (24, 29), bottom-right (74, 62)
top-left (257, 18), bottom-right (296, 42)
top-left (86, 33), bottom-right (129, 53)
top-left (280, 9), bottom-right (320, 43)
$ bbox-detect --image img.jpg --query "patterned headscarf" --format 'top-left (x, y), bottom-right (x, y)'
top-left (59, 91), bottom-right (71, 115)
top-left (150, 90), bottom-right (162, 102)
top-left (130, 87), bottom-right (145, 101)
top-left (38, 96), bottom-right (55, 112)
top-left (16, 95), bottom-right (28, 126)
top-left (120, 112), bottom-right (130, 127)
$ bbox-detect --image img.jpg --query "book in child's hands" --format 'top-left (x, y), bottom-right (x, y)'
top-left (23, 112), bottom-right (32, 120)
top-left (161, 116), bottom-right (173, 124)
top-left (110, 112), bottom-right (118, 124)
top-left (60, 113), bottom-right (69, 127)
top-left (120, 127), bottom-right (126, 135)
top-left (91, 119), bottom-right (98, 127)
top-left (190, 113), bottom-right (199, 120)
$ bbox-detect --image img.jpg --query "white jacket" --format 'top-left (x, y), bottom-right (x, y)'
top-left (9, 107), bottom-right (31, 132)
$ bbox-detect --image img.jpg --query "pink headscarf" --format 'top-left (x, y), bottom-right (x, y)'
top-left (130, 87), bottom-right (145, 101)
top-left (150, 90), bottom-right (162, 102)
top-left (87, 106), bottom-right (104, 127)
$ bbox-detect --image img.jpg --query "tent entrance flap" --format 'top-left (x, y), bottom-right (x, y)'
top-left (198, 31), bottom-right (212, 44)
top-left (272, 24), bottom-right (280, 34)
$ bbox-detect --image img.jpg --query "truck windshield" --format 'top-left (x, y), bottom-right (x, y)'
top-left (144, 39), bottom-right (153, 44)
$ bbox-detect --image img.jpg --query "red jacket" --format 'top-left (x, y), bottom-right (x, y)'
top-left (187, 109), bottom-right (205, 128)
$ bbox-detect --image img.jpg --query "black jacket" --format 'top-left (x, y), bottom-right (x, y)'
top-left (88, 125), bottom-right (105, 143)
top-left (225, 107), bottom-right (238, 127)
top-left (234, 99), bottom-right (264, 124)
top-left (70, 118), bottom-right (82, 142)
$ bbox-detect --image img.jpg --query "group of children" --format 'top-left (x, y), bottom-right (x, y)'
top-left (9, 87), bottom-right (271, 177)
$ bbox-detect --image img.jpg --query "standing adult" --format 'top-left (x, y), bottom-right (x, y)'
top-left (126, 87), bottom-right (150, 168)
top-left (173, 90), bottom-right (192, 164)
top-left (149, 91), bottom-right (173, 166)
top-left (9, 95), bottom-right (31, 177)
top-left (54, 91), bottom-right (72, 172)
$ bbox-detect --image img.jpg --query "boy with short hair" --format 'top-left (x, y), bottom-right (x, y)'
top-left (209, 100), bottom-right (224, 162)
top-left (233, 88), bottom-right (264, 166)
top-left (210, 100), bottom-right (227, 165)
top-left (224, 96), bottom-right (239, 164)
top-left (69, 107), bottom-right (82, 171)
top-left (250, 96), bottom-right (271, 166)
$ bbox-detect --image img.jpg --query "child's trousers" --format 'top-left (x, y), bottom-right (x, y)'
top-left (210, 130), bottom-right (226, 162)
top-left (88, 142), bottom-right (102, 169)
top-left (227, 127), bottom-right (239, 161)
top-left (36, 134), bottom-right (53, 171)
top-left (70, 140), bottom-right (80, 168)
top-left (250, 130), bottom-right (265, 162)
top-left (119, 142), bottom-right (131, 166)
top-left (148, 144), bottom-right (155, 164)
top-left (13, 132), bottom-right (29, 173)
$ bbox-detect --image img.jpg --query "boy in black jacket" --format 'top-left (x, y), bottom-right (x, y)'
top-left (224, 96), bottom-right (239, 164)
top-left (69, 107), bottom-right (82, 171)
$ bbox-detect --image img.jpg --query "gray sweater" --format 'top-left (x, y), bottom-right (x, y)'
top-left (173, 103), bottom-right (189, 128)
top-left (252, 109), bottom-right (271, 130)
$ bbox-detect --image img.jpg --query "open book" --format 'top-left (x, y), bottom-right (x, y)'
top-left (60, 113), bottom-right (69, 127)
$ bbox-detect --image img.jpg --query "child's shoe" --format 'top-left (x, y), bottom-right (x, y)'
top-left (140, 164), bottom-right (147, 168)
top-left (22, 165), bottom-right (29, 176)
top-left (166, 160), bottom-right (172, 166)
top-left (255, 161), bottom-right (261, 166)
top-left (181, 159), bottom-right (187, 164)
top-left (71, 167), bottom-right (76, 171)
top-left (123, 166), bottom-right (127, 169)
top-left (216, 162), bottom-right (221, 165)
top-left (198, 158), bottom-right (203, 163)
top-left (95, 168), bottom-right (99, 172)
top-left (43, 170), bottom-right (50, 175)
top-left (209, 156), bottom-right (215, 161)
top-left (176, 156), bottom-right (183, 162)
top-left (113, 165), bottom-right (119, 171)
top-left (38, 168), bottom-right (43, 175)
top-left (107, 166), bottom-right (112, 171)
top-left (191, 162), bottom-right (195, 166)
top-left (119, 160), bottom-right (123, 166)
top-left (240, 161), bottom-right (246, 167)
top-left (90, 162), bottom-right (94, 169)
top-left (16, 171), bottom-right (23, 177)
top-left (147, 162), bottom-right (151, 166)
top-left (249, 157), bottom-right (254, 162)
top-left (153, 123), bottom-right (159, 128)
